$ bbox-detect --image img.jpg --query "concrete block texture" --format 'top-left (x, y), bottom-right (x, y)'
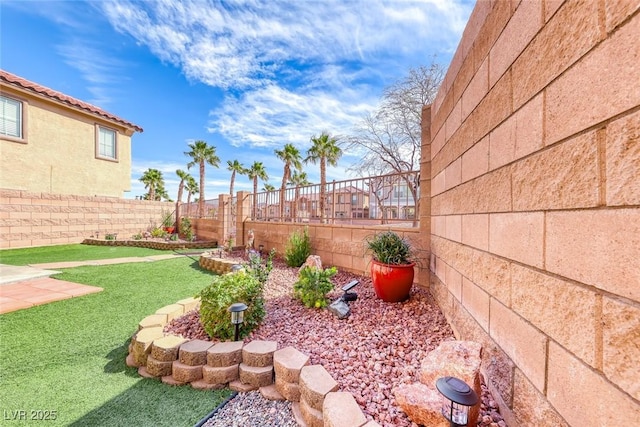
top-left (546, 209), bottom-right (640, 302)
top-left (606, 109), bottom-right (640, 206)
top-left (548, 341), bottom-right (640, 427)
top-left (322, 392), bottom-right (367, 427)
top-left (602, 297), bottom-right (640, 400)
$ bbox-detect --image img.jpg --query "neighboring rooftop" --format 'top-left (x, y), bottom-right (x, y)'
top-left (0, 69), bottom-right (143, 133)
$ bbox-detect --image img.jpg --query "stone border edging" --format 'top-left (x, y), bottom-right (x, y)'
top-left (82, 238), bottom-right (218, 250)
top-left (198, 253), bottom-right (241, 275)
top-left (126, 298), bottom-right (381, 427)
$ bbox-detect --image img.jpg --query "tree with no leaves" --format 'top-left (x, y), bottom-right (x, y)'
top-left (306, 131), bottom-right (342, 223)
top-left (346, 63), bottom-right (444, 175)
top-left (185, 140), bottom-right (220, 218)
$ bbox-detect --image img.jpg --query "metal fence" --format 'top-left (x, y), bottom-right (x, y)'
top-left (250, 170), bottom-right (420, 226)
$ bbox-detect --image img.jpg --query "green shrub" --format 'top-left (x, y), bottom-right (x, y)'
top-left (197, 271), bottom-right (265, 340)
top-left (244, 248), bottom-right (276, 286)
top-left (366, 231), bottom-right (413, 265)
top-left (150, 227), bottom-right (166, 238)
top-left (132, 233), bottom-right (143, 240)
top-left (294, 266), bottom-right (337, 308)
top-left (180, 217), bottom-right (193, 241)
top-left (284, 227), bottom-right (311, 267)
top-left (105, 233), bottom-right (117, 241)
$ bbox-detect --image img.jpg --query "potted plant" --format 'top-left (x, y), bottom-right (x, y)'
top-left (161, 210), bottom-right (175, 234)
top-left (366, 230), bottom-right (415, 302)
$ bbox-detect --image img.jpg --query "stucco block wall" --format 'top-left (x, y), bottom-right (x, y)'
top-left (0, 85), bottom-right (133, 197)
top-left (428, 1), bottom-right (639, 426)
top-left (0, 189), bottom-right (172, 249)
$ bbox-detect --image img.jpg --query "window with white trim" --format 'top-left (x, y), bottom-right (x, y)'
top-left (96, 125), bottom-right (117, 160)
top-left (1, 95), bottom-right (23, 139)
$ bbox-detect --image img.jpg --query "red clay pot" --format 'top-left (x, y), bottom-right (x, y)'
top-left (370, 260), bottom-right (415, 302)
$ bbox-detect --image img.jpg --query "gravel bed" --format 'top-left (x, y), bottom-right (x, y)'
top-left (201, 391), bottom-right (298, 427)
top-left (166, 255), bottom-right (506, 427)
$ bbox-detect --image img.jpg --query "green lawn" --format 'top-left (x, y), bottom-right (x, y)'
top-left (0, 256), bottom-right (231, 426)
top-left (0, 244), bottom-right (173, 266)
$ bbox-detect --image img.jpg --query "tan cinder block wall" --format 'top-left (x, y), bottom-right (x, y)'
top-left (428, 1), bottom-right (640, 426)
top-left (246, 220), bottom-right (421, 276)
top-left (0, 188), bottom-right (173, 249)
top-left (0, 85), bottom-right (133, 198)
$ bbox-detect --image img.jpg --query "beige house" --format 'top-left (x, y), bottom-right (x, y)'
top-left (0, 70), bottom-right (143, 197)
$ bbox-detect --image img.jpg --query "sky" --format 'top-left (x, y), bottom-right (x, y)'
top-left (1, 0), bottom-right (474, 200)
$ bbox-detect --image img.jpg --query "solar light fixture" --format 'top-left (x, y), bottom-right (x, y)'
top-left (231, 264), bottom-right (243, 272)
top-left (228, 302), bottom-right (248, 341)
top-left (341, 280), bottom-right (359, 302)
top-left (436, 376), bottom-right (479, 427)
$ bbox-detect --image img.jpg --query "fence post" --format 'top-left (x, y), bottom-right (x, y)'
top-left (236, 191), bottom-right (251, 248)
top-left (218, 194), bottom-right (230, 247)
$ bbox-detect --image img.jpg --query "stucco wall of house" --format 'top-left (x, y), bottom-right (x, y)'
top-left (428, 1), bottom-right (639, 426)
top-left (1, 85), bottom-right (133, 198)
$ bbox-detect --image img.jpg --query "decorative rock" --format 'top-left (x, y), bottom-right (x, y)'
top-left (419, 341), bottom-right (483, 389)
top-left (322, 392), bottom-right (367, 427)
top-left (179, 339), bottom-right (213, 366)
top-left (274, 346), bottom-right (310, 383)
top-left (394, 383), bottom-right (448, 427)
top-left (242, 340), bottom-right (278, 367)
top-left (155, 304), bottom-right (184, 323)
top-left (151, 335), bottom-right (188, 362)
top-left (362, 422), bottom-right (382, 427)
top-left (291, 402), bottom-right (308, 427)
top-left (191, 379), bottom-right (225, 390)
top-left (229, 379), bottom-right (258, 392)
top-left (172, 360), bottom-right (203, 383)
top-left (126, 353), bottom-right (139, 368)
top-left (137, 366), bottom-right (156, 379)
top-left (299, 365), bottom-right (339, 411)
top-left (161, 375), bottom-right (187, 386)
top-left (299, 255), bottom-right (323, 273)
top-left (260, 384), bottom-right (285, 401)
top-left (239, 363), bottom-right (274, 387)
top-left (207, 341), bottom-right (243, 367)
top-left (276, 376), bottom-right (302, 402)
top-left (138, 314), bottom-right (167, 330)
top-left (176, 297), bottom-right (199, 312)
top-left (419, 340), bottom-right (482, 426)
top-left (300, 395), bottom-right (323, 427)
top-left (202, 364), bottom-right (238, 384)
top-left (146, 356), bottom-right (174, 377)
top-left (131, 326), bottom-right (164, 365)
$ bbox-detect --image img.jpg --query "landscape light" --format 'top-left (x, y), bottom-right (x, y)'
top-left (436, 376), bottom-right (479, 427)
top-left (228, 302), bottom-right (248, 341)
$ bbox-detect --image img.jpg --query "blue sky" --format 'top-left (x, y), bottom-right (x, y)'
top-left (1, 0), bottom-right (473, 200)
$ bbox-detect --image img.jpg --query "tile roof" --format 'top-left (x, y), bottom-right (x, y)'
top-left (0, 69), bottom-right (143, 133)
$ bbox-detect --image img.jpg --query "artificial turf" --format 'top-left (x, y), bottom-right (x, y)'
top-left (0, 256), bottom-right (231, 426)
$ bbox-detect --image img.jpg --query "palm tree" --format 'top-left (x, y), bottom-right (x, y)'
top-left (139, 168), bottom-right (164, 201)
top-left (185, 176), bottom-right (198, 217)
top-left (306, 131), bottom-right (342, 222)
top-left (247, 161), bottom-right (268, 219)
top-left (288, 171), bottom-right (311, 222)
top-left (175, 169), bottom-right (190, 228)
top-left (263, 183), bottom-right (276, 219)
top-left (275, 143), bottom-right (302, 220)
top-left (184, 140), bottom-right (220, 217)
top-left (227, 160), bottom-right (247, 198)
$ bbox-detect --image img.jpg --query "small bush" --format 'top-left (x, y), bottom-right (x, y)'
top-left (197, 271), bottom-right (265, 340)
top-left (150, 227), bottom-right (166, 238)
top-left (132, 233), bottom-right (143, 240)
top-left (284, 227), bottom-right (311, 267)
top-left (180, 217), bottom-right (193, 241)
top-left (294, 266), bottom-right (337, 308)
top-left (105, 233), bottom-right (117, 241)
top-left (244, 248), bottom-right (276, 286)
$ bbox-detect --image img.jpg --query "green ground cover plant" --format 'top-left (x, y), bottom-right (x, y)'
top-left (0, 244), bottom-right (172, 266)
top-left (0, 256), bottom-right (231, 426)
top-left (294, 266), bottom-right (337, 308)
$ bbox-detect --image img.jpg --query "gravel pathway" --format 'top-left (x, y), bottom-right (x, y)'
top-left (167, 256), bottom-right (506, 427)
top-left (201, 391), bottom-right (298, 427)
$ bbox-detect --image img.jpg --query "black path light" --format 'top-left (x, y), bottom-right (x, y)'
top-left (436, 376), bottom-right (479, 427)
top-left (228, 302), bottom-right (248, 341)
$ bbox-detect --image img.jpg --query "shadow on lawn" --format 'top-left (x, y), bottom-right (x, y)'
top-left (104, 338), bottom-right (138, 377)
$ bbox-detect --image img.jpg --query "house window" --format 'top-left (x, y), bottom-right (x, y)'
top-left (351, 194), bottom-right (358, 205)
top-left (1, 95), bottom-right (24, 140)
top-left (96, 125), bottom-right (117, 160)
